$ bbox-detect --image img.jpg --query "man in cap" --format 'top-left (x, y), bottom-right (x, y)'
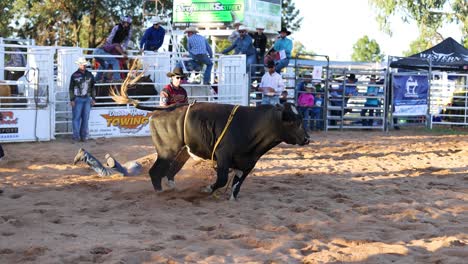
top-left (185, 27), bottom-right (214, 85)
top-left (259, 60), bottom-right (285, 105)
top-left (250, 25), bottom-right (267, 65)
top-left (222, 25), bottom-right (257, 75)
top-left (228, 20), bottom-right (242, 43)
top-left (140, 17), bottom-right (166, 52)
top-left (160, 67), bottom-right (188, 106)
top-left (69, 57), bottom-right (96, 142)
top-left (273, 28), bottom-right (293, 73)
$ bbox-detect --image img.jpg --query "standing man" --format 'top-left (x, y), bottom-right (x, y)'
top-left (251, 25), bottom-right (267, 65)
top-left (185, 27), bottom-right (214, 85)
top-left (273, 28), bottom-right (293, 73)
top-left (228, 20), bottom-right (242, 43)
top-left (259, 60), bottom-right (285, 105)
top-left (160, 67), bottom-right (188, 106)
top-left (69, 57), bottom-right (96, 142)
top-left (222, 25), bottom-right (257, 74)
top-left (140, 17), bottom-right (165, 52)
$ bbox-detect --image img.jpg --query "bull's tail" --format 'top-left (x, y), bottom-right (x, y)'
top-left (110, 59), bottom-right (147, 108)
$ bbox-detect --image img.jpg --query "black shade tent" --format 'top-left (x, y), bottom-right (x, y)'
top-left (390, 37), bottom-right (468, 71)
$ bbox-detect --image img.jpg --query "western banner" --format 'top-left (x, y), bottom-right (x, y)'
top-left (392, 75), bottom-right (429, 116)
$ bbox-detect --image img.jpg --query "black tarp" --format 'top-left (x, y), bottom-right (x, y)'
top-left (390, 37), bottom-right (468, 71)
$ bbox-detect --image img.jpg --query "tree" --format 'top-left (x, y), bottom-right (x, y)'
top-left (292, 41), bottom-right (315, 59)
top-left (369, 0), bottom-right (467, 51)
top-left (351, 36), bottom-right (384, 62)
top-left (0, 1), bottom-right (16, 37)
top-left (281, 0), bottom-right (303, 32)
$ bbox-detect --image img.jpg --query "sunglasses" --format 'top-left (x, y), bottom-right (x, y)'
top-left (174, 76), bottom-right (182, 79)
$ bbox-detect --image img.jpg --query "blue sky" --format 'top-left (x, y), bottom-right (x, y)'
top-left (292, 0), bottom-right (463, 61)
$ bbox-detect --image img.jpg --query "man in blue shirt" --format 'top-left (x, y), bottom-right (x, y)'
top-left (140, 17), bottom-right (165, 52)
top-left (222, 25), bottom-right (257, 75)
top-left (185, 27), bottom-right (214, 85)
top-left (273, 28), bottom-right (293, 73)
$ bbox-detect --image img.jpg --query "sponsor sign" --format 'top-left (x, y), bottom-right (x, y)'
top-left (89, 108), bottom-right (152, 138)
top-left (0, 109), bottom-right (51, 142)
top-left (392, 75), bottom-right (429, 116)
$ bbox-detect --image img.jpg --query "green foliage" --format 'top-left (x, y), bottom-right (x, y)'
top-left (351, 36), bottom-right (384, 62)
top-left (369, 0), bottom-right (467, 51)
top-left (281, 0), bottom-right (303, 32)
top-left (292, 41), bottom-right (314, 59)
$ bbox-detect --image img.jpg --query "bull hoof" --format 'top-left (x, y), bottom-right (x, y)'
top-left (166, 180), bottom-right (176, 190)
top-left (200, 185), bottom-right (212, 193)
top-left (229, 194), bottom-right (237, 201)
top-left (160, 177), bottom-right (176, 191)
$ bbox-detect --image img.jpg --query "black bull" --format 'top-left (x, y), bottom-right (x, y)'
top-left (130, 102), bottom-right (310, 200)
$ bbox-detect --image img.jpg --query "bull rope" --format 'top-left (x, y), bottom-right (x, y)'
top-left (211, 105), bottom-right (240, 167)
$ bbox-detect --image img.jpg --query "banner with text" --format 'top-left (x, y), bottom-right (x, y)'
top-left (89, 108), bottom-right (152, 138)
top-left (0, 109), bottom-right (51, 142)
top-left (392, 75), bottom-right (429, 116)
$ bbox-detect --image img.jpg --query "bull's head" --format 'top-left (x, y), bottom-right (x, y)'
top-left (279, 103), bottom-right (310, 146)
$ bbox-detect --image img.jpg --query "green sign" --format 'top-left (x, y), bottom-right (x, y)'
top-left (173, 0), bottom-right (245, 24)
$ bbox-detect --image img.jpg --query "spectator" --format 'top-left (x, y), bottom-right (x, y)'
top-left (160, 67), bottom-right (188, 106)
top-left (228, 20), bottom-right (242, 43)
top-left (140, 17), bottom-right (165, 52)
top-left (311, 92), bottom-right (324, 130)
top-left (105, 15), bottom-right (133, 51)
top-left (279, 90), bottom-right (288, 104)
top-left (264, 48), bottom-right (279, 66)
top-left (5, 41), bottom-right (26, 83)
top-left (69, 57), bottom-right (96, 142)
top-left (222, 25), bottom-right (257, 74)
top-left (343, 73), bottom-right (358, 114)
top-left (361, 75), bottom-right (381, 127)
top-left (73, 148), bottom-right (142, 177)
top-left (102, 15), bottom-right (133, 79)
top-left (296, 71), bottom-right (312, 94)
top-left (185, 27), bottom-right (214, 85)
top-left (250, 25), bottom-right (267, 65)
top-left (273, 28), bottom-right (293, 73)
top-left (297, 83), bottom-right (315, 130)
top-left (259, 60), bottom-right (285, 105)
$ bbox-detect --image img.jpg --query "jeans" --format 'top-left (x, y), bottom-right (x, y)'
top-left (191, 54), bottom-right (213, 84)
top-left (93, 48), bottom-right (121, 81)
top-left (262, 95), bottom-right (279, 105)
top-left (299, 107), bottom-right (312, 129)
top-left (81, 150), bottom-right (142, 177)
top-left (72, 96), bottom-right (92, 141)
top-left (275, 58), bottom-right (290, 73)
top-left (311, 108), bottom-right (323, 130)
top-left (246, 54), bottom-right (257, 77)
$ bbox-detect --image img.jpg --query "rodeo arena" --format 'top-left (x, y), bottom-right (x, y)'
top-left (1, 0), bottom-right (468, 263)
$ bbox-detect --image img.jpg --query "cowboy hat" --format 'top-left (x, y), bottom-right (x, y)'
top-left (151, 17), bottom-right (163, 25)
top-left (75, 57), bottom-right (89, 66)
top-left (256, 24), bottom-right (265, 30)
top-left (238, 25), bottom-right (249, 31)
top-left (278, 28), bottom-right (291, 35)
top-left (166, 67), bottom-right (186, 78)
top-left (184, 27), bottom-right (198, 33)
top-left (120, 15), bottom-right (132, 24)
top-left (233, 20), bottom-right (242, 26)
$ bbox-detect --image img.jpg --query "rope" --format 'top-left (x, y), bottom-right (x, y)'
top-left (183, 101), bottom-right (196, 144)
top-left (211, 105), bottom-right (240, 168)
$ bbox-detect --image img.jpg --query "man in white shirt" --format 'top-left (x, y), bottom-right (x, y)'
top-left (259, 60), bottom-right (285, 105)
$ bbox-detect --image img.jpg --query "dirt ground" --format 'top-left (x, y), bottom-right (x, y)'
top-left (0, 129), bottom-right (467, 264)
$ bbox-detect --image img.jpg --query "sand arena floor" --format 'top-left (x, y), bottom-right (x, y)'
top-left (0, 129), bottom-right (467, 263)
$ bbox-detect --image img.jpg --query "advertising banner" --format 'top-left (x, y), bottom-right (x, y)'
top-left (392, 75), bottom-right (429, 116)
top-left (173, 0), bottom-right (245, 25)
top-left (173, 0), bottom-right (281, 32)
top-left (0, 109), bottom-right (51, 142)
top-left (89, 108), bottom-right (152, 138)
